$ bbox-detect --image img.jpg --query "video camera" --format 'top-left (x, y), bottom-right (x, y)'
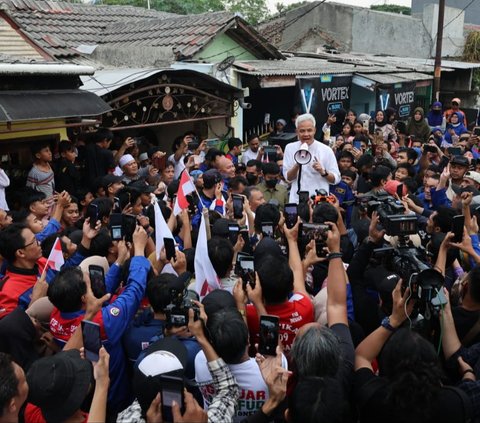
top-left (164, 273), bottom-right (200, 327)
top-left (366, 193), bottom-right (417, 237)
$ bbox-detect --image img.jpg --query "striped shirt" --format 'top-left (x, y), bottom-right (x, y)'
top-left (26, 165), bottom-right (55, 198)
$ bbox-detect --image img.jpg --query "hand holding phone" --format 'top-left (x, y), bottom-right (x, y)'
top-left (81, 320), bottom-right (101, 362)
top-left (86, 203), bottom-right (99, 228)
top-left (88, 265), bottom-right (106, 299)
top-left (164, 237), bottom-right (176, 261)
top-left (284, 203), bottom-right (298, 229)
top-left (259, 315), bottom-right (279, 356)
top-left (452, 215), bottom-right (465, 243)
top-left (232, 195), bottom-right (244, 219)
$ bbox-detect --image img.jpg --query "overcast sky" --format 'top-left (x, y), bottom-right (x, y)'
top-left (267, 0), bottom-right (412, 13)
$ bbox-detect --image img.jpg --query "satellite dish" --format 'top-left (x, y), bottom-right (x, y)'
top-left (217, 55), bottom-right (235, 72)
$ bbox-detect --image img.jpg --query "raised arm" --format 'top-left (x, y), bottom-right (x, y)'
top-left (283, 218), bottom-right (308, 295)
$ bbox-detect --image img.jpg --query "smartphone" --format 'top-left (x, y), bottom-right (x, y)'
top-left (258, 315), bottom-right (279, 356)
top-left (237, 255), bottom-right (255, 289)
top-left (284, 203), bottom-right (298, 229)
top-left (122, 214), bottom-right (137, 243)
top-left (452, 215), bottom-right (465, 243)
top-left (164, 237), bottom-right (176, 261)
top-left (86, 203), bottom-right (99, 228)
top-left (396, 183), bottom-right (404, 198)
top-left (368, 121), bottom-right (375, 134)
top-left (88, 265), bottom-right (106, 299)
top-left (264, 113), bottom-right (270, 125)
top-left (109, 213), bottom-right (123, 241)
top-left (261, 222), bottom-right (274, 237)
top-left (232, 195), bottom-right (244, 219)
top-left (438, 155), bottom-right (450, 172)
top-left (474, 127), bottom-right (480, 137)
top-left (298, 191), bottom-right (310, 204)
top-left (228, 223), bottom-right (240, 245)
top-left (152, 155), bottom-right (166, 171)
top-left (353, 140), bottom-right (362, 150)
top-left (431, 288), bottom-right (448, 307)
top-left (263, 146), bottom-right (277, 161)
top-left (448, 147), bottom-right (462, 156)
top-left (81, 320), bottom-right (101, 362)
top-left (159, 375), bottom-right (185, 423)
top-left (423, 145), bottom-right (437, 153)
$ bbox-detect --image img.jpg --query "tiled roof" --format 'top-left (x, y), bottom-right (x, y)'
top-left (0, 0), bottom-right (176, 59)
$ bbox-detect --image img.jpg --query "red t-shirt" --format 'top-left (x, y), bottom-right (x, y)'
top-left (246, 292), bottom-right (314, 352)
top-left (24, 403), bottom-right (88, 423)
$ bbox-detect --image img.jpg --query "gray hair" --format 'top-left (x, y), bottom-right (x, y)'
top-left (290, 325), bottom-right (341, 378)
top-left (295, 113), bottom-right (316, 129)
top-left (244, 186), bottom-right (261, 200)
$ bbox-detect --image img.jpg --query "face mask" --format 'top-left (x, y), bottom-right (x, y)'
top-left (246, 173), bottom-right (257, 185)
top-left (265, 178), bottom-right (278, 188)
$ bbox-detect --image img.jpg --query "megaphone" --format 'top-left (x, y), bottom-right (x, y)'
top-left (294, 143), bottom-right (311, 165)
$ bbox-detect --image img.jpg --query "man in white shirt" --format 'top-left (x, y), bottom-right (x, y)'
top-left (241, 134), bottom-right (261, 165)
top-left (283, 113), bottom-right (340, 203)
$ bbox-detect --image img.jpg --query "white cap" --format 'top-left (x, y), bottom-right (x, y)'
top-left (139, 152), bottom-right (149, 162)
top-left (119, 154), bottom-right (135, 168)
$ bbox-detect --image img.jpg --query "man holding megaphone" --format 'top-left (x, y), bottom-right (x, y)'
top-left (283, 113), bottom-right (340, 203)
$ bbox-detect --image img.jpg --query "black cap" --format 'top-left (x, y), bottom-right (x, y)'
top-left (451, 184), bottom-right (480, 197)
top-left (450, 155), bottom-right (469, 167)
top-left (128, 180), bottom-right (156, 194)
top-left (102, 174), bottom-right (123, 191)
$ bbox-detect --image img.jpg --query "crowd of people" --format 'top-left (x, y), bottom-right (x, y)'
top-left (2, 100), bottom-right (480, 423)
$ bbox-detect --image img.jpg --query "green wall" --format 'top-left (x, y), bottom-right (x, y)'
top-left (194, 33), bottom-right (257, 62)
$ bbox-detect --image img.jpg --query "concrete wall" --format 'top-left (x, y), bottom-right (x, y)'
top-left (274, 1), bottom-right (466, 59)
top-left (412, 0), bottom-right (480, 25)
top-left (351, 7), bottom-right (431, 58)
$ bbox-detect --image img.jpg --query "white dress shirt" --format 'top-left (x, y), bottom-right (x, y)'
top-left (283, 139), bottom-right (340, 203)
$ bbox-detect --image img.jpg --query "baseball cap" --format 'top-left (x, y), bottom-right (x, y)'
top-left (139, 152), bottom-right (149, 162)
top-left (464, 171), bottom-right (480, 185)
top-left (133, 337), bottom-right (188, 413)
top-left (202, 169), bottom-right (222, 189)
top-left (384, 180), bottom-right (406, 197)
top-left (432, 101), bottom-right (442, 110)
top-left (128, 180), bottom-right (156, 194)
top-left (211, 218), bottom-right (231, 238)
top-left (27, 350), bottom-right (93, 422)
top-left (102, 174), bottom-right (123, 191)
top-left (452, 97), bottom-right (461, 105)
top-left (450, 155), bottom-right (469, 167)
top-left (202, 289), bottom-right (237, 318)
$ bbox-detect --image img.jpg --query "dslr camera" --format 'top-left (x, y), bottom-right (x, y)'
top-left (311, 189), bottom-right (336, 205)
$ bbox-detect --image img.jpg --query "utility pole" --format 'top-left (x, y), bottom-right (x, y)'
top-left (433, 0), bottom-right (446, 101)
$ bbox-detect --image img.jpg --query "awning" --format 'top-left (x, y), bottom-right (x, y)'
top-left (354, 72), bottom-right (432, 87)
top-left (0, 90), bottom-right (112, 122)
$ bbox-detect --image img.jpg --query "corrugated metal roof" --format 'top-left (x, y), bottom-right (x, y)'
top-left (356, 72), bottom-right (432, 84)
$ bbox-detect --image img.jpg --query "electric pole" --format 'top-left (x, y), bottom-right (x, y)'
top-left (433, 0), bottom-right (446, 100)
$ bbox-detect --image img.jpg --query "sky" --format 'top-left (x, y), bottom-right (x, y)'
top-left (267, 0), bottom-right (412, 13)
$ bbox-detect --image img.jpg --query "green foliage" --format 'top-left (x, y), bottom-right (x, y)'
top-left (101, 0), bottom-right (224, 14)
top-left (370, 4), bottom-right (411, 15)
top-left (275, 1), bottom-right (308, 14)
top-left (224, 0), bottom-right (269, 24)
top-left (463, 31), bottom-right (480, 62)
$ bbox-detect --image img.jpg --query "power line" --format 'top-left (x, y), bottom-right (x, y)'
top-left (443, 0), bottom-right (475, 30)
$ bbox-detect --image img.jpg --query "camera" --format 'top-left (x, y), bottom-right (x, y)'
top-left (301, 223), bottom-right (330, 257)
top-left (164, 273), bottom-right (200, 327)
top-left (367, 194), bottom-right (417, 237)
top-left (311, 189), bottom-right (336, 205)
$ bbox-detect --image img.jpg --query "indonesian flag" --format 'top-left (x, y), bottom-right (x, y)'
top-left (173, 170), bottom-right (195, 216)
top-left (154, 200), bottom-right (175, 260)
top-left (194, 213), bottom-right (220, 297)
top-left (46, 238), bottom-right (64, 271)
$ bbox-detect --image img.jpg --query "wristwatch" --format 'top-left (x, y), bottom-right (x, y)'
top-left (321, 170), bottom-right (329, 177)
top-left (380, 316), bottom-right (397, 332)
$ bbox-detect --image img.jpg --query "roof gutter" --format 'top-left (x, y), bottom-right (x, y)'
top-left (0, 63), bottom-right (96, 76)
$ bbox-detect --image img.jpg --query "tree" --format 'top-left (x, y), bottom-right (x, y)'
top-left (275, 1), bottom-right (308, 14)
top-left (370, 4), bottom-right (411, 15)
top-left (101, 0), bottom-right (224, 14)
top-left (224, 0), bottom-right (269, 24)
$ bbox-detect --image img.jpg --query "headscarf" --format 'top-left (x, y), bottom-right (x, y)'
top-left (406, 107), bottom-right (431, 143)
top-left (426, 102), bottom-right (443, 127)
top-left (375, 110), bottom-right (388, 127)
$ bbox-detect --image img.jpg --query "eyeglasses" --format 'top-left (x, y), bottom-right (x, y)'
top-left (22, 238), bottom-right (39, 249)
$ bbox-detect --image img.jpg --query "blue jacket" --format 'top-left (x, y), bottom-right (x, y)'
top-left (191, 191), bottom-right (225, 228)
top-left (35, 218), bottom-right (61, 243)
top-left (417, 187), bottom-right (451, 212)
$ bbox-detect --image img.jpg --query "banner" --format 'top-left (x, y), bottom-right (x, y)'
top-left (296, 75), bottom-right (352, 128)
top-left (376, 81), bottom-right (417, 119)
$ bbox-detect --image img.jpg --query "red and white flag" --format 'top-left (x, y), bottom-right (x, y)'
top-left (194, 213), bottom-right (220, 297)
top-left (46, 238), bottom-right (64, 271)
top-left (173, 170), bottom-right (195, 216)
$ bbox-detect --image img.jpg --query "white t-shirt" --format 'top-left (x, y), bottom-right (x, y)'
top-left (195, 351), bottom-right (288, 422)
top-left (241, 148), bottom-right (259, 165)
top-left (168, 153), bottom-right (186, 179)
top-left (283, 139), bottom-right (340, 203)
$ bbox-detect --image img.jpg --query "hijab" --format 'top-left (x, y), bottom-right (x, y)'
top-left (331, 108), bottom-right (347, 136)
top-left (375, 110), bottom-right (388, 127)
top-left (426, 101), bottom-right (443, 127)
top-left (406, 107), bottom-right (431, 142)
